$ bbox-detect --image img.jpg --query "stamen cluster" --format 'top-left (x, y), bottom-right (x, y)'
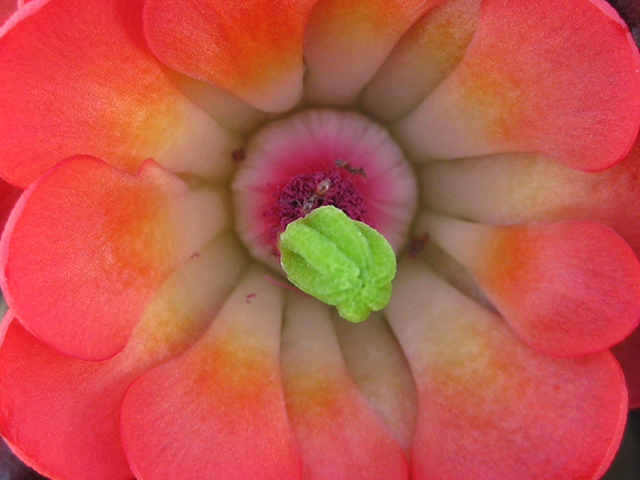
top-left (265, 168), bottom-right (371, 250)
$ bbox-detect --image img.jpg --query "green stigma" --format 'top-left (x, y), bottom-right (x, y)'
top-left (279, 205), bottom-right (397, 323)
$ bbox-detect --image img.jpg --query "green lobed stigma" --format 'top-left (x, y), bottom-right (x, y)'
top-left (279, 205), bottom-right (397, 323)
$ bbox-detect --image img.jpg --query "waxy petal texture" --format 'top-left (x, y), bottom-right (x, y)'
top-left (420, 143), bottom-right (640, 256)
top-left (0, 178), bottom-right (21, 234)
top-left (304, 0), bottom-right (445, 106)
top-left (281, 294), bottom-right (409, 479)
top-left (361, 0), bottom-right (480, 121)
top-left (333, 312), bottom-right (417, 454)
top-left (420, 214), bottom-right (640, 356)
top-left (121, 267), bottom-right (300, 480)
top-left (611, 326), bottom-right (640, 408)
top-left (0, 237), bottom-right (246, 480)
top-left (143, 0), bottom-right (317, 113)
top-left (387, 261), bottom-right (628, 480)
top-left (396, 0), bottom-right (640, 171)
top-left (0, 314), bottom-right (134, 480)
top-left (1, 156), bottom-right (225, 360)
top-left (420, 146), bottom-right (640, 404)
top-left (0, 0), bottom-right (16, 25)
top-left (0, 1), bottom-right (638, 480)
top-left (0, 0), bottom-right (238, 188)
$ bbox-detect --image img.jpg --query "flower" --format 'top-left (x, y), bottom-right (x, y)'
top-left (0, 0), bottom-right (640, 479)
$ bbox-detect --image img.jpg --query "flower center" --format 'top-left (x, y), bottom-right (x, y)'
top-left (265, 168), bottom-right (372, 249)
top-left (232, 108), bottom-right (418, 273)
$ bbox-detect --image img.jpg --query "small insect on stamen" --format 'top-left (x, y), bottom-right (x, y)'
top-left (335, 159), bottom-right (366, 177)
top-left (301, 178), bottom-right (332, 214)
top-left (301, 196), bottom-right (317, 215)
top-left (314, 178), bottom-right (332, 195)
top-left (334, 159), bottom-right (348, 169)
top-left (231, 148), bottom-right (246, 162)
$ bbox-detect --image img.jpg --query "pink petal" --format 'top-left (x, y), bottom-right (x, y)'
top-left (0, 0), bottom-right (238, 188)
top-left (281, 293), bottom-right (409, 478)
top-left (395, 0), bottom-right (640, 171)
top-left (386, 261), bottom-right (628, 480)
top-left (1, 156), bottom-right (226, 360)
top-left (120, 267), bottom-right (300, 480)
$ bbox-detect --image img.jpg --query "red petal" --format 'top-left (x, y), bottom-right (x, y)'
top-left (0, 156), bottom-right (226, 360)
top-left (421, 141), bottom-right (640, 260)
top-left (334, 312), bottom-right (417, 454)
top-left (0, 0), bottom-right (237, 188)
top-left (304, 0), bottom-right (445, 106)
top-left (0, 237), bottom-right (247, 480)
top-left (173, 74), bottom-right (269, 136)
top-left (611, 327), bottom-right (640, 409)
top-left (120, 267), bottom-right (300, 480)
top-left (0, 314), bottom-right (135, 480)
top-left (0, 0), bottom-right (17, 25)
top-left (608, 0), bottom-right (640, 27)
top-left (0, 177), bottom-right (21, 234)
top-left (281, 294), bottom-right (409, 479)
top-left (387, 262), bottom-right (628, 480)
top-left (361, 0), bottom-right (480, 121)
top-left (420, 214), bottom-right (640, 356)
top-left (143, 0), bottom-right (317, 113)
top-left (396, 0), bottom-right (640, 171)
